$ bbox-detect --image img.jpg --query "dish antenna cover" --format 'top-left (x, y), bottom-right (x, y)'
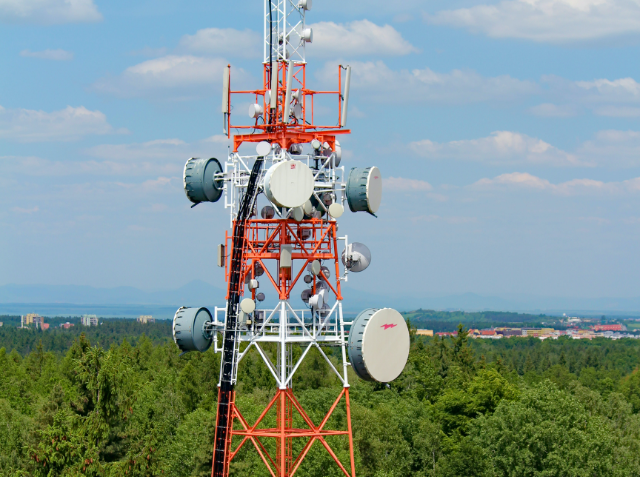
top-left (261, 206), bottom-right (275, 219)
top-left (342, 242), bottom-right (371, 273)
top-left (241, 298), bottom-right (256, 314)
top-left (346, 166), bottom-right (382, 215)
top-left (183, 157), bottom-right (224, 205)
top-left (310, 260), bottom-right (322, 276)
top-left (173, 307), bottom-right (214, 353)
top-left (264, 160), bottom-right (314, 208)
top-left (256, 141), bottom-right (272, 157)
top-left (348, 308), bottom-right (410, 383)
top-left (329, 203), bottom-right (344, 218)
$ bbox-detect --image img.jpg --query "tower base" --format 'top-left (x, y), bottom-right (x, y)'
top-left (214, 387), bottom-right (356, 477)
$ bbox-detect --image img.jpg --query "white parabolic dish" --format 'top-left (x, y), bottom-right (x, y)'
top-left (264, 160), bottom-right (314, 208)
top-left (348, 308), bottom-right (410, 383)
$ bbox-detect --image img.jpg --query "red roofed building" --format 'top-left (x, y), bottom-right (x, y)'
top-left (481, 329), bottom-right (497, 336)
top-left (593, 324), bottom-right (623, 332)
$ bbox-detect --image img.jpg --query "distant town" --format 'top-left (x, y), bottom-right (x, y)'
top-left (417, 315), bottom-right (638, 340)
top-left (16, 313), bottom-right (156, 330)
top-left (7, 312), bottom-right (640, 341)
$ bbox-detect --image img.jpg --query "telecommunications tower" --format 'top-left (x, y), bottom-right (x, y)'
top-left (172, 1), bottom-right (410, 476)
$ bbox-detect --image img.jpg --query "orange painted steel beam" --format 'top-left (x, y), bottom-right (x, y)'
top-left (226, 219), bottom-right (342, 301)
top-left (227, 388), bottom-right (356, 477)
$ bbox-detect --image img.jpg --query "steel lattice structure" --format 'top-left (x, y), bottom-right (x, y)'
top-left (180, 1), bottom-right (364, 476)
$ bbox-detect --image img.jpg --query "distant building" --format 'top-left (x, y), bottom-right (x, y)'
top-left (41, 323), bottom-right (50, 331)
top-left (81, 315), bottom-right (99, 327)
top-left (26, 313), bottom-right (40, 325)
top-left (137, 315), bottom-right (155, 324)
top-left (593, 324), bottom-right (623, 332)
top-left (60, 322), bottom-right (74, 329)
top-left (0, 322), bottom-right (3, 327)
top-left (33, 316), bottom-right (45, 330)
top-left (497, 329), bottom-right (524, 337)
top-left (21, 313), bottom-right (42, 328)
top-left (416, 329), bottom-right (433, 337)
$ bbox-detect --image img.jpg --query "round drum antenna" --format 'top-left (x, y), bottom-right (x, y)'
top-left (347, 308), bottom-right (409, 383)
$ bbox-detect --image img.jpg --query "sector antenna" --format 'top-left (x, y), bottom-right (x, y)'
top-left (170, 2), bottom-right (410, 476)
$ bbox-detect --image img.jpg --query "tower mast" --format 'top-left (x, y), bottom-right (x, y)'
top-left (172, 2), bottom-right (409, 476)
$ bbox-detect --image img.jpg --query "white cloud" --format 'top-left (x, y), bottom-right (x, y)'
top-left (87, 136), bottom-right (230, 160)
top-left (473, 172), bottom-right (640, 195)
top-left (538, 75), bottom-right (640, 117)
top-left (410, 215), bottom-right (477, 224)
top-left (0, 105), bottom-right (125, 142)
top-left (12, 206), bottom-right (39, 214)
top-left (179, 28), bottom-right (261, 58)
top-left (309, 20), bottom-right (418, 57)
top-left (427, 0), bottom-right (640, 43)
top-left (318, 61), bottom-right (537, 104)
top-left (0, 0), bottom-right (102, 24)
top-left (593, 106), bottom-right (640, 117)
top-left (411, 129), bottom-right (640, 168)
top-left (0, 136), bottom-right (231, 178)
top-left (117, 177), bottom-right (176, 193)
top-left (92, 55), bottom-right (235, 99)
top-left (529, 103), bottom-right (576, 117)
top-left (384, 177), bottom-right (433, 191)
top-left (578, 130), bottom-right (640, 166)
top-left (20, 49), bottom-right (73, 61)
top-left (0, 155), bottom-right (181, 177)
top-left (410, 131), bottom-right (584, 166)
top-left (574, 77), bottom-right (640, 109)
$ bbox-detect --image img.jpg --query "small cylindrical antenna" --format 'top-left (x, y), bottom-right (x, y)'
top-left (222, 65), bottom-right (230, 114)
top-left (340, 65), bottom-right (351, 128)
top-left (283, 60), bottom-right (294, 123)
top-left (270, 61), bottom-right (278, 110)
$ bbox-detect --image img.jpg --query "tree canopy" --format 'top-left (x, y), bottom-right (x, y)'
top-left (2, 322), bottom-right (640, 476)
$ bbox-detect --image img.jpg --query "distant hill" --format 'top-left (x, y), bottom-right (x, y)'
top-left (1, 282), bottom-right (640, 318)
top-left (0, 280), bottom-right (225, 306)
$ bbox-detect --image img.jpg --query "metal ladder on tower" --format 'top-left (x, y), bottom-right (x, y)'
top-left (212, 157), bottom-right (264, 477)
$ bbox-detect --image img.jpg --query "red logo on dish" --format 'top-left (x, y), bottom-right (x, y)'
top-left (381, 324), bottom-right (397, 330)
top-left (291, 164), bottom-right (296, 169)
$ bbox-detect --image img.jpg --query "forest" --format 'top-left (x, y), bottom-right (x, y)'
top-left (3, 321), bottom-right (640, 476)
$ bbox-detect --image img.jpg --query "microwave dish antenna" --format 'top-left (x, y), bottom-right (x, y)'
top-left (264, 160), bottom-right (314, 208)
top-left (261, 205), bottom-right (275, 219)
top-left (346, 166), bottom-right (382, 215)
top-left (183, 158), bottom-right (224, 205)
top-left (173, 307), bottom-right (215, 353)
top-left (347, 308), bottom-right (410, 383)
top-left (342, 242), bottom-right (371, 273)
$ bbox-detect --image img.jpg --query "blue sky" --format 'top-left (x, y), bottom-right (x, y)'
top-left (2, 0), bottom-right (640, 300)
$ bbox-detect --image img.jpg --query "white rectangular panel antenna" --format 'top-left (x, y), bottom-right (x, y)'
top-left (222, 66), bottom-right (230, 114)
top-left (280, 245), bottom-right (292, 268)
top-left (270, 61), bottom-right (278, 110)
top-left (341, 66), bottom-right (351, 128)
top-left (283, 60), bottom-right (294, 122)
top-left (217, 244), bottom-right (225, 267)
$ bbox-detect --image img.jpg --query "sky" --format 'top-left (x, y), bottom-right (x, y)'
top-left (2, 0), bottom-right (640, 300)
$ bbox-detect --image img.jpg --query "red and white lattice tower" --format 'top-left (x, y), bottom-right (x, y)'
top-left (172, 2), bottom-right (409, 476)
